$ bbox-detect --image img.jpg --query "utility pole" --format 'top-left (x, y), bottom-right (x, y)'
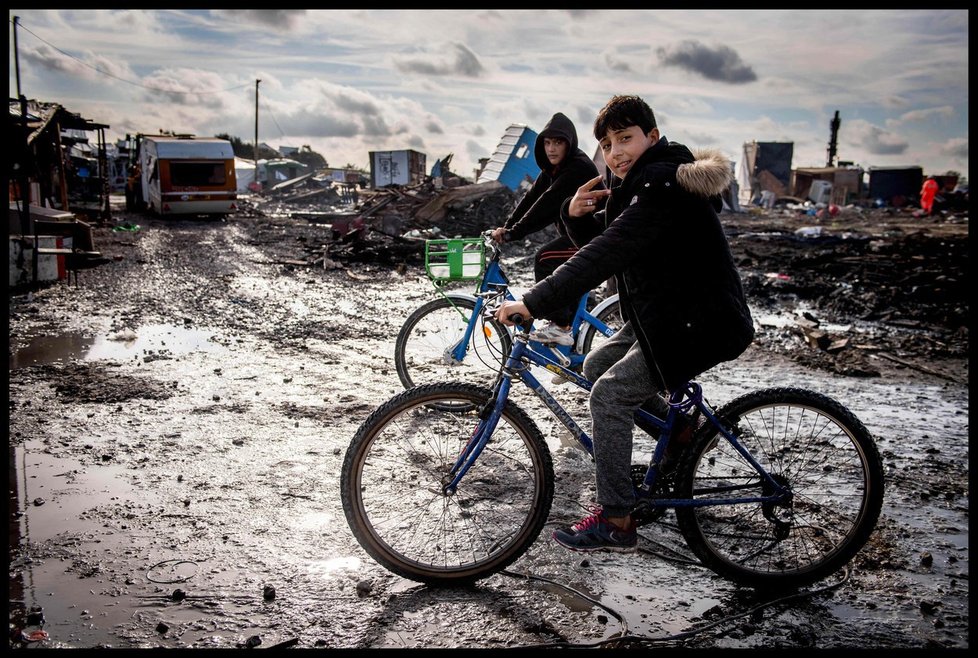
top-left (254, 79), bottom-right (261, 188)
top-left (13, 15), bottom-right (36, 286)
top-left (14, 15), bottom-right (23, 97)
top-left (13, 16), bottom-right (32, 236)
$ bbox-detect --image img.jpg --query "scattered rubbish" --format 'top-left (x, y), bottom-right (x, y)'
top-left (355, 579), bottom-right (373, 597)
top-left (26, 606), bottom-right (45, 625)
top-left (237, 177), bottom-right (517, 271)
top-left (112, 222), bottom-right (141, 232)
top-left (21, 629), bottom-right (49, 643)
top-left (794, 226), bottom-right (824, 238)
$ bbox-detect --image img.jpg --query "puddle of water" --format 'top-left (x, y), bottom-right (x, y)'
top-left (9, 440), bottom-right (155, 544)
top-left (9, 440), bottom-right (164, 648)
top-left (306, 556), bottom-right (363, 576)
top-left (754, 308), bottom-right (854, 332)
top-left (9, 323), bottom-right (225, 369)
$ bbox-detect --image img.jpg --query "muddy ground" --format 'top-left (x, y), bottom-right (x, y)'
top-left (7, 194), bottom-right (969, 650)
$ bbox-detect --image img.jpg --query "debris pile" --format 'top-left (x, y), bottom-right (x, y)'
top-left (236, 178), bottom-right (520, 269)
top-left (230, 178), bottom-right (967, 382)
top-left (724, 207), bottom-right (968, 380)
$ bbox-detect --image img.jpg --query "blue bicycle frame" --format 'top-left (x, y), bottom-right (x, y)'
top-left (444, 328), bottom-right (791, 512)
top-left (439, 246), bottom-right (617, 371)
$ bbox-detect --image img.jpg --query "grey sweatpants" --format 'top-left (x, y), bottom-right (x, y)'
top-left (582, 321), bottom-right (668, 518)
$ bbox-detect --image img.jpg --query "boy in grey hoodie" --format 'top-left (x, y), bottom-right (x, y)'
top-left (490, 112), bottom-right (600, 346)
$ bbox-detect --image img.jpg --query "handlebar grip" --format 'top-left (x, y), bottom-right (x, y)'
top-left (508, 313), bottom-right (525, 325)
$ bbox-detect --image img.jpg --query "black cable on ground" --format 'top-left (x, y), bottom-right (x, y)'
top-left (501, 565), bottom-right (851, 649)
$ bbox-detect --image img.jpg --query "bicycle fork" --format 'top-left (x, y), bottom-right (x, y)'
top-left (442, 376), bottom-right (513, 495)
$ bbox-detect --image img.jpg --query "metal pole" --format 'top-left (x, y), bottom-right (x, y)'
top-left (254, 79), bottom-right (261, 187)
top-left (13, 16), bottom-right (34, 281)
top-left (13, 15), bottom-right (23, 96)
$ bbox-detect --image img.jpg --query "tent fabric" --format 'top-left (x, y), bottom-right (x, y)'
top-left (234, 157), bottom-right (257, 193)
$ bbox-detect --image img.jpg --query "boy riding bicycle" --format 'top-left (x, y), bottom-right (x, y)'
top-left (496, 94), bottom-right (754, 552)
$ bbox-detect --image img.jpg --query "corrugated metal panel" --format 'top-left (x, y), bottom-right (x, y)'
top-left (477, 124), bottom-right (540, 190)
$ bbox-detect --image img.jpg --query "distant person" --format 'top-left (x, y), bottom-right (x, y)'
top-left (920, 177), bottom-right (939, 215)
top-left (490, 112), bottom-right (601, 346)
top-left (495, 94), bottom-right (754, 552)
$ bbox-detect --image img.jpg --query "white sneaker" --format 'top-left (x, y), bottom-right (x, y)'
top-left (530, 323), bottom-right (574, 346)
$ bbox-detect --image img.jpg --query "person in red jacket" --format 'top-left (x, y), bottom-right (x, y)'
top-left (920, 177), bottom-right (939, 215)
top-left (490, 112), bottom-right (601, 346)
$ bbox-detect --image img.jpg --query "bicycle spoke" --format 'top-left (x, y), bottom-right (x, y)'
top-left (677, 388), bottom-right (883, 587)
top-left (344, 385), bottom-right (552, 582)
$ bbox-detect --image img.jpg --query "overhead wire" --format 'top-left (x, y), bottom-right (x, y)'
top-left (13, 18), bottom-right (253, 96)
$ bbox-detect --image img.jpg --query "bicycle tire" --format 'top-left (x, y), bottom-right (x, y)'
top-left (580, 298), bottom-right (623, 355)
top-left (674, 387), bottom-right (884, 588)
top-left (394, 296), bottom-right (512, 395)
top-left (340, 382), bottom-right (554, 585)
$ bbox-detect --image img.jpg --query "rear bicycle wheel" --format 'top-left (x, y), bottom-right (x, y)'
top-left (340, 382), bottom-right (554, 585)
top-left (580, 297), bottom-right (623, 356)
top-left (675, 387), bottom-right (884, 588)
top-left (394, 296), bottom-right (512, 393)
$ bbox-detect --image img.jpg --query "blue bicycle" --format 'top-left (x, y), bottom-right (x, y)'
top-left (343, 293), bottom-right (884, 589)
top-left (393, 230), bottom-right (621, 402)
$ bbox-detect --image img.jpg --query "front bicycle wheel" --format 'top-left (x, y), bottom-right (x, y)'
top-left (340, 382), bottom-right (554, 585)
top-left (675, 387), bottom-right (884, 588)
top-left (394, 296), bottom-right (512, 392)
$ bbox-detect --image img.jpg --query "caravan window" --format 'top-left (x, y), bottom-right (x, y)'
top-left (170, 161), bottom-right (226, 187)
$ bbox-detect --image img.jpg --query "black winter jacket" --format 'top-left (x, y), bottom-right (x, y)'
top-left (503, 112), bottom-right (600, 241)
top-left (522, 136), bottom-right (755, 391)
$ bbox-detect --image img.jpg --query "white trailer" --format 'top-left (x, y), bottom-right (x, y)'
top-left (126, 135), bottom-right (238, 217)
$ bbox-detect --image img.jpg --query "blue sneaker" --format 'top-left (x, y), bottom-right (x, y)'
top-left (552, 507), bottom-right (637, 553)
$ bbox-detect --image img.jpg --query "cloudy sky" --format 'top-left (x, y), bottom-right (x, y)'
top-left (9, 9), bottom-right (969, 182)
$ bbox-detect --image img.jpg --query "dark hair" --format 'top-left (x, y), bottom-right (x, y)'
top-left (593, 95), bottom-right (657, 140)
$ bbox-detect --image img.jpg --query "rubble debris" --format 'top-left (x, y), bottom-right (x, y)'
top-left (240, 176), bottom-right (519, 270)
top-left (189, 172), bottom-right (970, 382)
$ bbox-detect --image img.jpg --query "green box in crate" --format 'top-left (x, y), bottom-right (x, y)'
top-left (425, 238), bottom-right (485, 283)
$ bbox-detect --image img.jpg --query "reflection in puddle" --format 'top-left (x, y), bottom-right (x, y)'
top-left (307, 556), bottom-right (362, 575)
top-left (9, 440), bottom-right (153, 544)
top-left (9, 323), bottom-right (225, 369)
top-left (8, 440), bottom-right (159, 645)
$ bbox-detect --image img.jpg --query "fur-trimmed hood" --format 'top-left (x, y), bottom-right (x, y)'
top-left (676, 148), bottom-right (733, 197)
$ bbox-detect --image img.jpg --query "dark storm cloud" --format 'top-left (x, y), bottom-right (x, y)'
top-left (330, 92), bottom-right (383, 117)
top-left (213, 9), bottom-right (305, 30)
top-left (393, 43), bottom-right (485, 77)
top-left (361, 114), bottom-right (394, 137)
top-left (656, 40), bottom-right (757, 83)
